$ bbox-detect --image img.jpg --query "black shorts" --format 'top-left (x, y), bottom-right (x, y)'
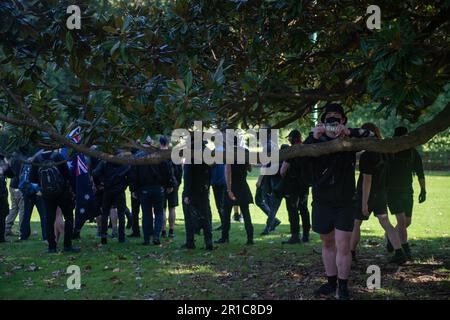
top-left (387, 190), bottom-right (413, 217)
top-left (354, 194), bottom-right (388, 221)
top-left (163, 187), bottom-right (179, 208)
top-left (312, 202), bottom-right (356, 234)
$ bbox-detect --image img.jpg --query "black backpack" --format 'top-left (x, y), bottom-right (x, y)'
top-left (38, 155), bottom-right (66, 197)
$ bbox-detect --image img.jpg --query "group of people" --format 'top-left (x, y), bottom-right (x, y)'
top-left (0, 103), bottom-right (426, 299)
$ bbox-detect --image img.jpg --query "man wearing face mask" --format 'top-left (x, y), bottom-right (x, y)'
top-left (304, 103), bottom-right (374, 300)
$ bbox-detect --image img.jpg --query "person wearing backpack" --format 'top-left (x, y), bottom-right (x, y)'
top-left (18, 154), bottom-right (47, 241)
top-left (30, 149), bottom-right (79, 253)
top-left (92, 154), bottom-right (130, 245)
top-left (0, 154), bottom-right (15, 242)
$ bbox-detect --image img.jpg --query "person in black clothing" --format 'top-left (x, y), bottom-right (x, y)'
top-left (386, 126), bottom-right (426, 260)
top-left (280, 130), bottom-right (311, 243)
top-left (183, 142), bottom-right (214, 250)
top-left (129, 149), bottom-right (175, 245)
top-left (30, 149), bottom-right (79, 253)
top-left (4, 149), bottom-right (25, 237)
top-left (92, 154), bottom-right (130, 245)
top-left (350, 123), bottom-right (406, 265)
top-left (304, 103), bottom-right (374, 300)
top-left (0, 154), bottom-right (14, 242)
top-left (216, 143), bottom-right (254, 245)
top-left (160, 136), bottom-right (182, 239)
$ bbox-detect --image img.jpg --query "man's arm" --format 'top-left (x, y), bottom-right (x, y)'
top-left (280, 161), bottom-right (290, 178)
top-left (361, 174), bottom-right (372, 216)
top-left (413, 149), bottom-right (426, 203)
top-left (225, 164), bottom-right (236, 200)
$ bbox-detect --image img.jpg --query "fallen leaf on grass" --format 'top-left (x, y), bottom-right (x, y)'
top-left (113, 268), bottom-right (123, 273)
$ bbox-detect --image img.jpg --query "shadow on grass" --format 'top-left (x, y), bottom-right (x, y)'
top-left (0, 222), bottom-right (449, 300)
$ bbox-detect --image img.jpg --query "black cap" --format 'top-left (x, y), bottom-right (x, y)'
top-left (286, 129), bottom-right (301, 140)
top-left (320, 103), bottom-right (347, 124)
top-left (393, 126), bottom-right (408, 137)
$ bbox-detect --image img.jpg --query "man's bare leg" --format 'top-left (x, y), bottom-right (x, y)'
top-left (168, 207), bottom-right (176, 238)
top-left (110, 208), bottom-right (118, 238)
top-left (350, 220), bottom-right (363, 261)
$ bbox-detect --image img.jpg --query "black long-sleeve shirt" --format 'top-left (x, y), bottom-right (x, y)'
top-left (303, 128), bottom-right (373, 206)
top-left (183, 163), bottom-right (211, 203)
top-left (29, 150), bottom-right (71, 192)
top-left (92, 161), bottom-right (130, 194)
top-left (0, 156), bottom-right (15, 196)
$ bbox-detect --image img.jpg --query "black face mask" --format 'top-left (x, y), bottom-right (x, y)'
top-left (325, 117), bottom-right (341, 124)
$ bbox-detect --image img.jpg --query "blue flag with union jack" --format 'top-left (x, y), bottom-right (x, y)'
top-left (62, 127), bottom-right (101, 232)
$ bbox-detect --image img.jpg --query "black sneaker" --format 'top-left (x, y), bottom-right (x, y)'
top-left (269, 219), bottom-right (281, 232)
top-left (63, 246), bottom-right (81, 253)
top-left (314, 283), bottom-right (337, 297)
top-left (282, 237), bottom-right (301, 245)
top-left (337, 286), bottom-right (350, 300)
top-left (161, 230), bottom-right (167, 239)
top-left (168, 229), bottom-right (174, 238)
top-left (181, 243), bottom-right (195, 249)
top-left (233, 213), bottom-right (241, 222)
top-left (153, 238), bottom-right (161, 245)
top-left (214, 238), bottom-right (229, 244)
top-left (389, 252), bottom-right (407, 265)
top-left (260, 229), bottom-right (269, 236)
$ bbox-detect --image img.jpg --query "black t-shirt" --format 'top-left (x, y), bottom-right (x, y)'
top-left (303, 128), bottom-right (373, 206)
top-left (386, 148), bottom-right (424, 192)
top-left (357, 151), bottom-right (387, 198)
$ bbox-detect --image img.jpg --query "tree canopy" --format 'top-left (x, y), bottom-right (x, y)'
top-left (0, 0), bottom-right (449, 163)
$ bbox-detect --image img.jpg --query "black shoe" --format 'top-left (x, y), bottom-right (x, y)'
top-left (72, 231), bottom-right (80, 240)
top-left (386, 236), bottom-right (394, 253)
top-left (246, 239), bottom-right (254, 245)
top-left (314, 283), bottom-right (337, 297)
top-left (214, 238), bottom-right (229, 244)
top-left (337, 286), bottom-right (350, 300)
top-left (302, 232), bottom-right (310, 243)
top-left (260, 229), bottom-right (269, 236)
top-left (153, 238), bottom-right (161, 245)
top-left (47, 248), bottom-right (57, 253)
top-left (168, 229), bottom-right (174, 238)
top-left (101, 237), bottom-right (107, 245)
top-left (402, 244), bottom-right (412, 260)
top-left (161, 230), bottom-right (167, 239)
top-left (63, 246), bottom-right (80, 253)
top-left (181, 243), bottom-right (195, 249)
top-left (214, 225), bottom-right (223, 231)
top-left (128, 232), bottom-right (140, 238)
top-left (269, 219), bottom-right (281, 232)
top-left (282, 237), bottom-right (301, 245)
top-left (389, 252), bottom-right (407, 265)
top-left (142, 241), bottom-right (150, 246)
top-left (233, 213), bottom-right (241, 222)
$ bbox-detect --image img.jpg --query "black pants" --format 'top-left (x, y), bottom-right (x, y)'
top-left (101, 191), bottom-right (126, 241)
top-left (212, 185), bottom-right (225, 224)
top-left (190, 196), bottom-right (213, 246)
top-left (285, 189), bottom-right (311, 237)
top-left (0, 194), bottom-right (9, 241)
top-left (131, 192), bottom-right (141, 235)
top-left (44, 194), bottom-right (74, 250)
top-left (222, 202), bottom-right (253, 241)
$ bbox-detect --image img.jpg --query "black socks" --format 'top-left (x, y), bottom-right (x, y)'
top-left (327, 275), bottom-right (337, 288)
top-left (338, 278), bottom-right (348, 289)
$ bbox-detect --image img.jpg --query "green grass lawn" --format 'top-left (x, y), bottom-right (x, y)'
top-left (1, 171), bottom-right (449, 300)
